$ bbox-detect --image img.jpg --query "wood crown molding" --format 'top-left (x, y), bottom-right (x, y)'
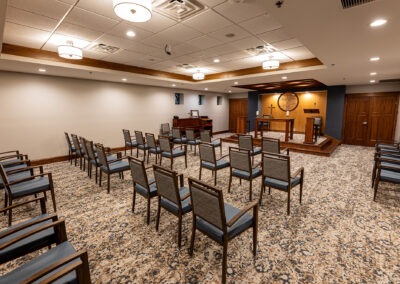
top-left (2, 43), bottom-right (324, 82)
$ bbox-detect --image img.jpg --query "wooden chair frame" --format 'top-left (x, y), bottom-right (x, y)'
top-left (145, 133), bottom-right (161, 165)
top-left (261, 137), bottom-right (290, 155)
top-left (135, 130), bottom-right (148, 161)
top-left (373, 156), bottom-right (400, 201)
top-left (199, 142), bottom-right (229, 186)
top-left (185, 128), bottom-right (200, 155)
top-left (159, 136), bottom-right (187, 170)
top-left (172, 127), bottom-right (186, 150)
top-left (200, 129), bottom-right (222, 156)
top-left (64, 133), bottom-right (75, 164)
top-left (71, 134), bottom-right (83, 169)
top-left (123, 129), bottom-right (137, 156)
top-left (238, 134), bottom-right (261, 165)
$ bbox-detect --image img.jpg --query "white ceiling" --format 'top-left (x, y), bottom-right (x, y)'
top-left (0, 0), bottom-right (399, 93)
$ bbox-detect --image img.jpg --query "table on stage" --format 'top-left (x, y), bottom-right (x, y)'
top-left (255, 118), bottom-right (295, 142)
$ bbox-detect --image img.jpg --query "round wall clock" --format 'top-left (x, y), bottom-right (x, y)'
top-left (277, 92), bottom-right (299, 112)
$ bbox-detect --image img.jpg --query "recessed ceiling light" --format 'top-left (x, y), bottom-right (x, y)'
top-left (122, 78), bottom-right (127, 81)
top-left (213, 58), bottom-right (220, 63)
top-left (370, 19), bottom-right (387, 27)
top-left (370, 80), bottom-right (376, 83)
top-left (370, 57), bottom-right (380, 61)
top-left (126, 30), bottom-right (136, 37)
top-left (370, 72), bottom-right (377, 76)
top-left (204, 88), bottom-right (208, 91)
top-left (228, 90), bottom-right (232, 93)
top-left (282, 76), bottom-right (288, 80)
top-left (234, 81), bottom-right (238, 85)
top-left (172, 84), bottom-right (176, 87)
top-left (38, 68), bottom-right (46, 72)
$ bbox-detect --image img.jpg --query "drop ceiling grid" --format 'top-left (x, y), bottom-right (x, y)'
top-left (3, 0), bottom-right (315, 75)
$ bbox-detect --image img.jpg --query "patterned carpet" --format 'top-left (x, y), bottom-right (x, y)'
top-left (1, 139), bottom-right (400, 283)
top-left (248, 131), bottom-right (327, 144)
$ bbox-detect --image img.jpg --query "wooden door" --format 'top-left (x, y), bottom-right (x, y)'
top-left (229, 98), bottom-right (248, 132)
top-left (343, 93), bottom-right (399, 146)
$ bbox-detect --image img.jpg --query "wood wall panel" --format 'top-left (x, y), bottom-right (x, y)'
top-left (229, 98), bottom-right (248, 132)
top-left (261, 91), bottom-right (327, 133)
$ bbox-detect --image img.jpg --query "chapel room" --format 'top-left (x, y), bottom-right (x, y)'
top-left (0, 0), bottom-right (399, 283)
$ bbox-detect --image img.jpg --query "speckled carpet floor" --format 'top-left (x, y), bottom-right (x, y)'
top-left (1, 140), bottom-right (400, 283)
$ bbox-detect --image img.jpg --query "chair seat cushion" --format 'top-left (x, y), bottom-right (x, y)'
top-left (379, 169), bottom-right (400, 183)
top-left (173, 138), bottom-right (187, 144)
top-left (0, 214), bottom-right (55, 264)
top-left (212, 141), bottom-right (221, 147)
top-left (251, 147), bottom-right (261, 156)
top-left (138, 144), bottom-right (149, 150)
top-left (188, 139), bottom-right (200, 145)
top-left (149, 147), bottom-right (161, 154)
top-left (196, 203), bottom-right (253, 242)
top-left (1, 159), bottom-right (23, 167)
top-left (91, 155), bottom-right (117, 166)
top-left (126, 141), bottom-right (138, 147)
top-left (202, 159), bottom-right (230, 170)
top-left (264, 176), bottom-right (301, 190)
top-left (381, 155), bottom-right (400, 161)
top-left (0, 241), bottom-right (78, 284)
top-left (0, 170), bottom-right (32, 189)
top-left (9, 177), bottom-right (50, 198)
top-left (134, 178), bottom-right (158, 197)
top-left (160, 186), bottom-right (192, 214)
top-left (376, 144), bottom-right (398, 150)
top-left (232, 168), bottom-right (262, 179)
top-left (100, 160), bottom-right (130, 174)
top-left (381, 161), bottom-right (400, 172)
top-left (162, 149), bottom-right (185, 158)
top-left (2, 163), bottom-right (27, 172)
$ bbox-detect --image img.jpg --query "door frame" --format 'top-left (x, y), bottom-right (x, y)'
top-left (342, 92), bottom-right (399, 146)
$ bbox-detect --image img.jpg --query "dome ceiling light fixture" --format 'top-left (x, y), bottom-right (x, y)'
top-left (113, 0), bottom-right (152, 23)
top-left (58, 41), bottom-right (83, 60)
top-left (262, 55), bottom-right (280, 70)
top-left (193, 70), bottom-right (205, 80)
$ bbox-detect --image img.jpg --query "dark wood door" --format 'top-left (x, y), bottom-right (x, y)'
top-left (343, 93), bottom-right (399, 146)
top-left (229, 98), bottom-right (248, 132)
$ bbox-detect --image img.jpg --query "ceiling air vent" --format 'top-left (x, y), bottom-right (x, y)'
top-left (245, 44), bottom-right (277, 56)
top-left (379, 79), bottom-right (400, 84)
top-left (176, 63), bottom-right (197, 69)
top-left (341, 0), bottom-right (376, 9)
top-left (87, 43), bottom-right (120, 54)
top-left (153, 0), bottom-right (206, 21)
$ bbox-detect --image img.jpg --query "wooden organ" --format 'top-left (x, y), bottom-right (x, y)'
top-left (172, 117), bottom-right (213, 134)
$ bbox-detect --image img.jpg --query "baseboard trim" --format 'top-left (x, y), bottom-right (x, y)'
top-left (213, 130), bottom-right (230, 135)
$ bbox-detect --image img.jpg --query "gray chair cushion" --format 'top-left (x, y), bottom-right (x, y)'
top-left (381, 162), bottom-right (400, 172)
top-left (196, 203), bottom-right (253, 242)
top-left (251, 147), bottom-right (261, 156)
top-left (149, 147), bottom-right (161, 154)
top-left (381, 155), bottom-right (400, 161)
top-left (212, 141), bottom-right (221, 147)
top-left (162, 149), bottom-right (185, 158)
top-left (2, 163), bottom-right (27, 172)
top-left (0, 170), bottom-right (32, 189)
top-left (138, 144), bottom-right (149, 150)
top-left (264, 176), bottom-right (301, 190)
top-left (173, 138), bottom-right (187, 144)
top-left (91, 155), bottom-right (117, 166)
top-left (100, 160), bottom-right (130, 174)
top-left (1, 159), bottom-right (23, 166)
top-left (9, 177), bottom-right (50, 198)
top-left (188, 139), bottom-right (200, 145)
top-left (0, 241), bottom-right (78, 284)
top-left (202, 159), bottom-right (230, 170)
top-left (160, 186), bottom-right (192, 214)
top-left (377, 144), bottom-right (398, 150)
top-left (0, 214), bottom-right (55, 264)
top-left (126, 141), bottom-right (138, 147)
top-left (379, 169), bottom-right (400, 183)
top-left (134, 178), bottom-right (158, 197)
top-left (232, 168), bottom-right (262, 179)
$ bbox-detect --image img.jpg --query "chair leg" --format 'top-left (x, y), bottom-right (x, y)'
top-left (136, 148), bottom-right (139, 158)
top-left (147, 150), bottom-right (150, 164)
top-left (125, 146), bottom-right (127, 156)
top-left (199, 166), bottom-right (202, 180)
top-left (373, 177), bottom-right (380, 201)
top-left (268, 186), bottom-right (271, 195)
top-left (130, 147), bottom-right (133, 156)
top-left (107, 174), bottom-right (110, 193)
top-left (189, 216), bottom-right (196, 256)
top-left (4, 192), bottom-right (8, 212)
top-left (147, 197), bottom-right (151, 225)
top-left (170, 157), bottom-right (173, 169)
top-left (185, 153), bottom-right (187, 168)
top-left (132, 189), bottom-right (136, 213)
top-left (95, 166), bottom-right (98, 184)
top-left (178, 215), bottom-right (182, 248)
top-left (214, 170), bottom-right (217, 186)
top-left (160, 155), bottom-right (163, 166)
top-left (220, 145), bottom-right (222, 156)
top-left (50, 188), bottom-right (57, 212)
top-left (156, 197), bottom-right (161, 231)
top-left (8, 198), bottom-right (13, 226)
top-left (240, 178), bottom-right (242, 185)
top-left (249, 179), bottom-right (252, 201)
top-left (222, 242), bottom-right (228, 284)
top-left (259, 182), bottom-right (264, 205)
top-left (228, 173), bottom-right (232, 193)
top-left (287, 190), bottom-right (291, 215)
top-left (299, 182), bottom-right (303, 204)
top-left (253, 210), bottom-right (258, 256)
top-left (99, 170), bottom-right (102, 187)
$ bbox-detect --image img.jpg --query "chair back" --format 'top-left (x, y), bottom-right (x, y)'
top-left (199, 143), bottom-right (216, 164)
top-left (262, 137), bottom-right (280, 154)
top-left (200, 130), bottom-right (211, 143)
top-left (64, 132), bottom-right (73, 150)
top-left (262, 152), bottom-right (290, 182)
top-left (159, 136), bottom-right (172, 153)
top-left (153, 165), bottom-right (180, 205)
top-left (188, 178), bottom-right (226, 231)
top-left (238, 135), bottom-right (253, 151)
top-left (79, 137), bottom-right (87, 154)
top-left (229, 147), bottom-right (251, 172)
top-left (86, 140), bottom-right (97, 163)
top-left (0, 164), bottom-right (10, 188)
top-left (123, 129), bottom-right (131, 144)
top-left (71, 134), bottom-right (81, 153)
top-left (161, 123), bottom-right (170, 135)
top-left (186, 128), bottom-right (196, 141)
top-left (129, 157), bottom-right (149, 190)
top-left (95, 144), bottom-right (109, 169)
top-left (172, 127), bottom-right (181, 139)
top-left (145, 133), bottom-right (157, 149)
top-left (135, 131), bottom-right (145, 146)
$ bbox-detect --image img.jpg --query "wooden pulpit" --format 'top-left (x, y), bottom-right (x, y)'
top-left (236, 116), bottom-right (247, 134)
top-left (304, 117), bottom-right (315, 144)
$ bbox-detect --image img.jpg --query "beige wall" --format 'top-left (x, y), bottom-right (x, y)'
top-left (0, 71), bottom-right (229, 159)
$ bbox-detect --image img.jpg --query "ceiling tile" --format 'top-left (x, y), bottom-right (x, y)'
top-left (213, 0), bottom-right (268, 23)
top-left (76, 0), bottom-right (121, 21)
top-left (57, 22), bottom-right (103, 41)
top-left (8, 0), bottom-right (71, 20)
top-left (186, 35), bottom-right (222, 50)
top-left (209, 24), bottom-right (251, 43)
top-left (239, 14), bottom-right (282, 35)
top-left (229, 36), bottom-right (265, 51)
top-left (272, 38), bottom-right (303, 51)
top-left (142, 24), bottom-right (202, 47)
top-left (95, 34), bottom-right (138, 50)
top-left (198, 0), bottom-right (226, 8)
top-left (182, 10), bottom-right (232, 34)
top-left (171, 43), bottom-right (202, 57)
top-left (126, 41), bottom-right (162, 55)
top-left (213, 50), bottom-right (250, 62)
top-left (103, 49), bottom-right (143, 65)
top-left (129, 11), bottom-right (177, 33)
top-left (258, 28), bottom-right (292, 44)
top-left (281, 46), bottom-right (315, 61)
top-left (65, 7), bottom-right (119, 33)
top-left (202, 43), bottom-right (239, 56)
top-left (107, 22), bottom-right (154, 42)
top-left (82, 50), bottom-right (109, 60)
top-left (6, 7), bottom-right (59, 32)
top-left (3, 22), bottom-right (51, 49)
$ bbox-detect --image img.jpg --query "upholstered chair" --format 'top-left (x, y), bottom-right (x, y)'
top-left (188, 178), bottom-right (258, 284)
top-left (238, 135), bottom-right (261, 165)
top-left (0, 161), bottom-right (33, 191)
top-left (260, 114), bottom-right (271, 132)
top-left (0, 164), bottom-right (57, 226)
top-left (261, 137), bottom-right (290, 155)
top-left (153, 165), bottom-right (192, 248)
top-left (259, 152), bottom-right (304, 215)
top-left (96, 144), bottom-right (130, 194)
top-left (71, 134), bottom-right (83, 169)
top-left (145, 133), bottom-right (161, 164)
top-left (135, 130), bottom-right (149, 161)
top-left (159, 136), bottom-right (187, 170)
top-left (123, 129), bottom-right (138, 156)
top-left (199, 142), bottom-right (230, 186)
top-left (172, 127), bottom-right (187, 149)
top-left (371, 146), bottom-right (400, 187)
top-left (372, 152), bottom-right (400, 201)
top-left (200, 129), bottom-right (222, 156)
top-left (79, 136), bottom-right (90, 173)
top-left (129, 157), bottom-right (158, 225)
top-left (161, 123), bottom-right (173, 138)
top-left (0, 151), bottom-right (30, 172)
top-left (228, 147), bottom-right (262, 201)
top-left (186, 128), bottom-right (200, 155)
top-left (86, 140), bottom-right (117, 184)
top-left (64, 132), bottom-right (76, 164)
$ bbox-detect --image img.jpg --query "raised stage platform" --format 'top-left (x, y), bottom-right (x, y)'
top-left (221, 131), bottom-right (340, 157)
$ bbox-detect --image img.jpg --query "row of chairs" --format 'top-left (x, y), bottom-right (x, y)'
top-left (0, 197), bottom-right (91, 283)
